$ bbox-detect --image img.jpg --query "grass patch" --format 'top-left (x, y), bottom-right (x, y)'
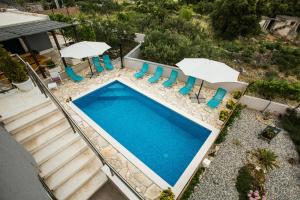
top-left (180, 167), bottom-right (205, 200)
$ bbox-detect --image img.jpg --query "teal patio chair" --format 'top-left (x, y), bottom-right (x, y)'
top-left (103, 55), bottom-right (114, 70)
top-left (65, 66), bottom-right (83, 82)
top-left (92, 56), bottom-right (104, 73)
top-left (179, 76), bottom-right (196, 95)
top-left (134, 63), bottom-right (149, 79)
top-left (207, 88), bottom-right (227, 108)
top-left (148, 66), bottom-right (163, 83)
top-left (163, 70), bottom-right (178, 88)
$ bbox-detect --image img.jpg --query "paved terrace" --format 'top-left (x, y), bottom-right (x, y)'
top-left (52, 62), bottom-right (233, 199)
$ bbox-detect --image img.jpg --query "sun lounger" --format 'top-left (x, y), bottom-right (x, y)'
top-left (134, 62), bottom-right (149, 79)
top-left (65, 66), bottom-right (83, 82)
top-left (207, 88), bottom-right (227, 108)
top-left (103, 55), bottom-right (114, 70)
top-left (148, 66), bottom-right (163, 83)
top-left (92, 56), bottom-right (104, 73)
top-left (179, 76), bottom-right (196, 95)
top-left (163, 70), bottom-right (178, 88)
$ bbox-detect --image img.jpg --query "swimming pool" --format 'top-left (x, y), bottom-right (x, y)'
top-left (71, 79), bottom-right (218, 195)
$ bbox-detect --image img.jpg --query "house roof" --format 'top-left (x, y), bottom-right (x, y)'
top-left (0, 20), bottom-right (73, 42)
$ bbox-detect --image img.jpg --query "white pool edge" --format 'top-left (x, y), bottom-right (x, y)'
top-left (69, 78), bottom-right (220, 197)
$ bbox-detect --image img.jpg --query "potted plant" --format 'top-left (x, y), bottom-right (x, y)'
top-left (233, 90), bottom-right (242, 100)
top-left (0, 47), bottom-right (33, 91)
top-left (219, 110), bottom-right (229, 122)
top-left (45, 60), bottom-right (61, 74)
top-left (159, 188), bottom-right (174, 200)
top-left (226, 99), bottom-right (236, 110)
top-left (259, 125), bottom-right (281, 143)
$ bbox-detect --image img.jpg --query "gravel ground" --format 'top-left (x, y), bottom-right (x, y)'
top-left (189, 108), bottom-right (300, 200)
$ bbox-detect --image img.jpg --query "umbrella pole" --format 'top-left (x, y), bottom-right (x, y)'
top-left (87, 58), bottom-right (94, 79)
top-left (195, 80), bottom-right (204, 103)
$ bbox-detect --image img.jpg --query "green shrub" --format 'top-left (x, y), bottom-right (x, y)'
top-left (236, 166), bottom-right (254, 200)
top-left (249, 80), bottom-right (300, 101)
top-left (219, 110), bottom-right (229, 121)
top-left (178, 5), bottom-right (194, 21)
top-left (272, 46), bottom-right (300, 76)
top-left (141, 30), bottom-right (191, 65)
top-left (181, 167), bottom-right (205, 200)
top-left (233, 91), bottom-right (242, 99)
top-left (264, 71), bottom-right (279, 80)
top-left (215, 104), bottom-right (244, 144)
top-left (226, 99), bottom-right (236, 110)
top-left (0, 46), bottom-right (28, 83)
top-left (279, 108), bottom-right (300, 159)
top-left (211, 0), bottom-right (262, 39)
top-left (251, 148), bottom-right (279, 171)
top-left (160, 188), bottom-right (174, 200)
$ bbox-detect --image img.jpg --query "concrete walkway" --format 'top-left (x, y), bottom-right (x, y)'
top-left (90, 181), bottom-right (127, 200)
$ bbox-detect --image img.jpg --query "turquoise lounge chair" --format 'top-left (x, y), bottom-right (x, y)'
top-left (179, 76), bottom-right (196, 95)
top-left (163, 70), bottom-right (178, 88)
top-left (103, 55), bottom-right (114, 70)
top-left (134, 63), bottom-right (149, 79)
top-left (92, 56), bottom-right (104, 73)
top-left (65, 66), bottom-right (83, 82)
top-left (148, 66), bottom-right (163, 83)
top-left (207, 88), bottom-right (227, 108)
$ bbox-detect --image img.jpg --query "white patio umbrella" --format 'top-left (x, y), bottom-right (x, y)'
top-left (176, 58), bottom-right (239, 102)
top-left (60, 41), bottom-right (111, 77)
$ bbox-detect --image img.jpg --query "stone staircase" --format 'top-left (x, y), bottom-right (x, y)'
top-left (1, 98), bottom-right (108, 200)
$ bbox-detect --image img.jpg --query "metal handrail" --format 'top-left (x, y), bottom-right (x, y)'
top-left (14, 54), bottom-right (144, 200)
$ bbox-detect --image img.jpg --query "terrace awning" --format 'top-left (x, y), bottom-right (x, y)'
top-left (0, 20), bottom-right (73, 42)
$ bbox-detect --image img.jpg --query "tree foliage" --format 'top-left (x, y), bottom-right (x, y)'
top-left (92, 17), bottom-right (135, 47)
top-left (211, 0), bottom-right (267, 40)
top-left (0, 46), bottom-right (28, 83)
top-left (133, 0), bottom-right (178, 23)
top-left (77, 0), bottom-right (120, 14)
top-left (249, 80), bottom-right (300, 101)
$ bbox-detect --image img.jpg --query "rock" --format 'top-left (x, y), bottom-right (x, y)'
top-left (144, 184), bottom-right (161, 200)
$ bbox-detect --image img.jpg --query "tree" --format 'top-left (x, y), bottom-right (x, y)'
top-left (0, 46), bottom-right (28, 83)
top-left (211, 0), bottom-right (267, 40)
top-left (133, 0), bottom-right (178, 23)
top-left (178, 5), bottom-right (194, 21)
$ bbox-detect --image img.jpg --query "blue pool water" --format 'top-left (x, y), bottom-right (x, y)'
top-left (74, 81), bottom-right (211, 186)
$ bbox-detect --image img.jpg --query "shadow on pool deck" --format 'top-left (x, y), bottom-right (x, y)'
top-left (89, 180), bottom-right (128, 200)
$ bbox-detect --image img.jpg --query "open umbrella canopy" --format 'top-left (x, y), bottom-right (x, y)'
top-left (60, 41), bottom-right (111, 59)
top-left (176, 58), bottom-right (239, 83)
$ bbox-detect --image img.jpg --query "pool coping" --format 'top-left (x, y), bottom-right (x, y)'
top-left (68, 77), bottom-right (220, 197)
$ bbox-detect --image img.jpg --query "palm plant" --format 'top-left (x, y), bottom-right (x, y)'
top-left (252, 148), bottom-right (279, 171)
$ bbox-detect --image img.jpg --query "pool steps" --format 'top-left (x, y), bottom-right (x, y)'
top-left (2, 96), bottom-right (108, 200)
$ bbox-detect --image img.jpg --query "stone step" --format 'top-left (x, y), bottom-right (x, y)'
top-left (23, 122), bottom-right (72, 154)
top-left (54, 158), bottom-right (102, 200)
top-left (1, 99), bottom-right (52, 124)
top-left (33, 132), bottom-right (80, 165)
top-left (67, 171), bottom-right (108, 200)
top-left (6, 103), bottom-right (58, 134)
top-left (39, 139), bottom-right (88, 178)
top-left (14, 113), bottom-right (65, 144)
top-left (46, 149), bottom-right (96, 190)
